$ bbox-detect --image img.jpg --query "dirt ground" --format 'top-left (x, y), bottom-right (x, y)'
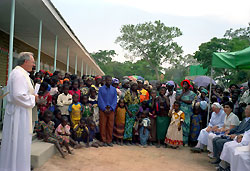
top-left (35, 145), bottom-right (215, 171)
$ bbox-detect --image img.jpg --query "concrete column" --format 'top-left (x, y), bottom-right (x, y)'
top-left (81, 59), bottom-right (83, 76)
top-left (66, 47), bottom-right (69, 73)
top-left (75, 55), bottom-right (77, 75)
top-left (8, 0), bottom-right (15, 77)
top-left (53, 35), bottom-right (58, 71)
top-left (37, 20), bottom-right (42, 72)
top-left (85, 63), bottom-right (88, 75)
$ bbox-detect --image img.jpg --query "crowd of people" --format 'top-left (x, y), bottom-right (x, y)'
top-left (29, 68), bottom-right (250, 170)
top-left (1, 52), bottom-right (249, 171)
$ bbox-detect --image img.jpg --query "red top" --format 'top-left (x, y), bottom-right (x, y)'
top-left (69, 89), bottom-right (81, 102)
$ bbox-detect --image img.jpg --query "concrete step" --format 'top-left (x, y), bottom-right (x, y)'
top-left (31, 140), bottom-right (57, 168)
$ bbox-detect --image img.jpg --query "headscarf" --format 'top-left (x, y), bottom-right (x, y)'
top-left (122, 79), bottom-right (130, 86)
top-left (86, 76), bottom-right (94, 81)
top-left (181, 79), bottom-right (191, 88)
top-left (63, 78), bottom-right (70, 82)
top-left (95, 75), bottom-right (102, 81)
top-left (137, 79), bottom-right (144, 84)
top-left (130, 80), bottom-right (138, 86)
top-left (166, 81), bottom-right (175, 88)
top-left (144, 80), bottom-right (149, 86)
top-left (201, 89), bottom-right (208, 95)
top-left (112, 78), bottom-right (119, 84)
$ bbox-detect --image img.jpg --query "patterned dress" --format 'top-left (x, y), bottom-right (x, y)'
top-left (113, 107), bottom-right (127, 139)
top-left (165, 110), bottom-right (185, 147)
top-left (35, 121), bottom-right (63, 144)
top-left (55, 124), bottom-right (71, 143)
top-left (190, 114), bottom-right (202, 142)
top-left (176, 90), bottom-right (196, 144)
top-left (123, 90), bottom-right (140, 140)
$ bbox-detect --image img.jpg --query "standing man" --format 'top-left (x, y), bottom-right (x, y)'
top-left (0, 52), bottom-right (38, 171)
top-left (98, 76), bottom-right (117, 147)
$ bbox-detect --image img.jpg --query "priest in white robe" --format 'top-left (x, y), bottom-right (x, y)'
top-left (0, 52), bottom-right (37, 171)
top-left (191, 103), bottom-right (226, 152)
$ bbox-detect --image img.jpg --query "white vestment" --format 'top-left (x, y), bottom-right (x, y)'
top-left (220, 130), bottom-right (250, 171)
top-left (0, 66), bottom-right (35, 171)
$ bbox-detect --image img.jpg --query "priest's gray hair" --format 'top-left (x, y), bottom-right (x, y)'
top-left (17, 52), bottom-right (33, 66)
top-left (212, 102), bottom-right (223, 109)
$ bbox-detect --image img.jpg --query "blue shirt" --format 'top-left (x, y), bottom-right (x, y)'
top-left (245, 117), bottom-right (250, 122)
top-left (98, 85), bottom-right (117, 111)
top-left (208, 109), bottom-right (226, 128)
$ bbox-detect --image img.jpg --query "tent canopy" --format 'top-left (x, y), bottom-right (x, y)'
top-left (189, 65), bottom-right (208, 76)
top-left (212, 47), bottom-right (250, 69)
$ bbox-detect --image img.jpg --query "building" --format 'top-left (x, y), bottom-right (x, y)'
top-left (0, 0), bottom-right (104, 86)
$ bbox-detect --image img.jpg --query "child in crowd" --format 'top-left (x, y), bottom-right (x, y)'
top-left (69, 93), bottom-right (83, 127)
top-left (37, 82), bottom-right (52, 118)
top-left (57, 84), bottom-right (63, 94)
top-left (56, 116), bottom-right (80, 150)
top-left (69, 80), bottom-right (81, 102)
top-left (57, 84), bottom-right (72, 121)
top-left (86, 121), bottom-right (101, 148)
top-left (148, 89), bottom-right (157, 145)
top-left (49, 94), bottom-right (58, 113)
top-left (52, 108), bottom-right (62, 129)
top-left (35, 110), bottom-right (68, 158)
top-left (134, 101), bottom-right (150, 145)
top-left (88, 87), bottom-right (99, 129)
top-left (189, 102), bottom-right (202, 147)
top-left (73, 119), bottom-right (89, 145)
top-left (165, 101), bottom-right (185, 148)
top-left (113, 99), bottom-right (127, 145)
top-left (49, 76), bottom-right (59, 96)
top-left (81, 95), bottom-right (93, 122)
top-left (139, 110), bottom-right (151, 147)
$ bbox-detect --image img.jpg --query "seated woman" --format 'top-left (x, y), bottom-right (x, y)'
top-left (207, 101), bottom-right (240, 158)
top-left (191, 102), bottom-right (226, 153)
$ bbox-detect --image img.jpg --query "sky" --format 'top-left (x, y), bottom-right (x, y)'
top-left (51, 0), bottom-right (250, 63)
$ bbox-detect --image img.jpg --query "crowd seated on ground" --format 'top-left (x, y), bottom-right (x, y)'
top-left (29, 69), bottom-right (249, 170)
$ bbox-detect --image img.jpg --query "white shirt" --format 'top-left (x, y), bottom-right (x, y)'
top-left (57, 93), bottom-right (72, 115)
top-left (166, 90), bottom-right (176, 110)
top-left (224, 112), bottom-right (240, 129)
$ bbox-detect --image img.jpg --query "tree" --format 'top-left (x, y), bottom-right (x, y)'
top-left (116, 20), bottom-right (183, 80)
top-left (165, 54), bottom-right (198, 84)
top-left (224, 23), bottom-right (250, 43)
top-left (193, 28), bottom-right (250, 86)
top-left (91, 50), bottom-right (116, 65)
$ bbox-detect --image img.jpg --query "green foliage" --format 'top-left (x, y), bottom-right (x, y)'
top-left (193, 25), bottom-right (250, 86)
top-left (115, 20), bottom-right (183, 80)
top-left (91, 50), bottom-right (116, 65)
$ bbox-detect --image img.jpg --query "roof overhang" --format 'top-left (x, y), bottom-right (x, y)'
top-left (0, 0), bottom-right (104, 75)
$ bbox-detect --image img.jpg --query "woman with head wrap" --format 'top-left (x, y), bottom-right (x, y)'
top-left (155, 86), bottom-right (171, 147)
top-left (123, 81), bottom-right (140, 145)
top-left (120, 79), bottom-right (130, 99)
top-left (112, 78), bottom-right (121, 102)
top-left (176, 79), bottom-right (196, 146)
top-left (137, 79), bottom-right (150, 103)
top-left (166, 81), bottom-right (176, 110)
top-left (196, 88), bottom-right (209, 129)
